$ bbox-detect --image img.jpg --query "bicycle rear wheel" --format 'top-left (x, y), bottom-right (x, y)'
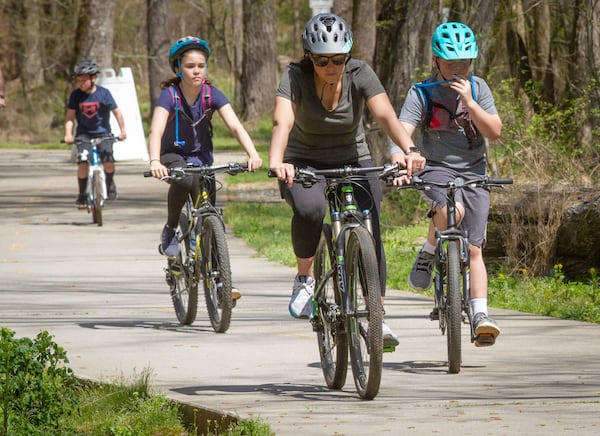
top-left (170, 211), bottom-right (198, 325)
top-left (92, 171), bottom-right (103, 226)
top-left (346, 226), bottom-right (383, 400)
top-left (314, 224), bottom-right (348, 390)
top-left (201, 214), bottom-right (232, 333)
top-left (446, 240), bottom-right (462, 374)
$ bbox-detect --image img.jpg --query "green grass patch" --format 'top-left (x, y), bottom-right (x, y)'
top-left (224, 202), bottom-right (295, 267)
top-left (225, 194), bottom-right (600, 325)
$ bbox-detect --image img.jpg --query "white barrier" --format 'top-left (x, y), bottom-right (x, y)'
top-left (96, 68), bottom-right (149, 161)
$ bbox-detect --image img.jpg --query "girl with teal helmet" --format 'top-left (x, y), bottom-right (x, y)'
top-left (148, 36), bottom-right (262, 263)
top-left (168, 36), bottom-right (211, 77)
top-left (431, 22), bottom-right (478, 60)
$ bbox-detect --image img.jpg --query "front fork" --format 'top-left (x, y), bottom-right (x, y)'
top-left (434, 230), bottom-right (472, 339)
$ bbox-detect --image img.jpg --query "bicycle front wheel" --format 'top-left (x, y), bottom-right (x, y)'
top-left (170, 212), bottom-right (198, 325)
top-left (201, 215), bottom-right (233, 333)
top-left (446, 240), bottom-right (462, 374)
top-left (346, 226), bottom-right (383, 400)
top-left (92, 171), bottom-right (103, 226)
top-left (314, 224), bottom-right (348, 390)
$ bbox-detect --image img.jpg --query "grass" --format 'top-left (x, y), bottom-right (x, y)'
top-left (59, 370), bottom-right (273, 436)
top-left (224, 190), bottom-right (600, 325)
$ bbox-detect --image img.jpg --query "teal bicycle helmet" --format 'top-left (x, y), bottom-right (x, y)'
top-left (431, 22), bottom-right (478, 60)
top-left (168, 36), bottom-right (211, 73)
top-left (302, 14), bottom-right (353, 54)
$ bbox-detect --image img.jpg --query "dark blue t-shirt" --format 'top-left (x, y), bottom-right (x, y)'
top-left (67, 86), bottom-right (117, 136)
top-left (157, 82), bottom-right (228, 166)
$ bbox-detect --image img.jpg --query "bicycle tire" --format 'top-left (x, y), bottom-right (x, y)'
top-left (201, 214), bottom-right (232, 333)
top-left (346, 226), bottom-right (383, 400)
top-left (170, 212), bottom-right (198, 325)
top-left (446, 240), bottom-right (462, 374)
top-left (314, 224), bottom-right (348, 390)
top-left (92, 171), bottom-right (103, 226)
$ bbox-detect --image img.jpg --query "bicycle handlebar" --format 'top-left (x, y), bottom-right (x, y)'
top-left (408, 174), bottom-right (513, 190)
top-left (143, 162), bottom-right (248, 178)
top-left (267, 163), bottom-right (407, 186)
top-left (61, 134), bottom-right (117, 145)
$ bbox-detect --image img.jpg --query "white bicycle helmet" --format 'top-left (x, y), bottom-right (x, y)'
top-left (302, 14), bottom-right (353, 54)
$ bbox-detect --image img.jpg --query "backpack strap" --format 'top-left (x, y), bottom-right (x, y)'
top-left (169, 85), bottom-right (185, 147)
top-left (201, 79), bottom-right (213, 121)
top-left (414, 76), bottom-right (477, 131)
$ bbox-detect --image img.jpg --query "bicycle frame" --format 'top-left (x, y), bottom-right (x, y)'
top-left (406, 174), bottom-right (512, 373)
top-left (145, 162), bottom-right (247, 331)
top-left (76, 135), bottom-right (114, 226)
top-left (284, 163), bottom-right (403, 399)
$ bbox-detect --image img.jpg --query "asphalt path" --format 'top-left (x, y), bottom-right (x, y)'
top-left (1, 149), bottom-right (599, 435)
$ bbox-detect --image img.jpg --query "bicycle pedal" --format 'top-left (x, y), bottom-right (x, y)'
top-left (429, 308), bottom-right (439, 320)
top-left (474, 333), bottom-right (496, 347)
top-left (383, 345), bottom-right (396, 353)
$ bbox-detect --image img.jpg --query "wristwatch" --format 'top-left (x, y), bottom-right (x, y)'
top-left (408, 147), bottom-right (420, 153)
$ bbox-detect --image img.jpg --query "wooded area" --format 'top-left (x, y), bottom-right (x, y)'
top-left (0, 0), bottom-right (597, 148)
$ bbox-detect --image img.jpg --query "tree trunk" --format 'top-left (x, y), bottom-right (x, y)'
top-left (147, 0), bottom-right (171, 108)
top-left (231, 0), bottom-right (244, 111)
top-left (77, 0), bottom-right (117, 68)
top-left (366, 0), bottom-right (440, 164)
top-left (351, 0), bottom-right (377, 65)
top-left (12, 0), bottom-right (44, 89)
top-left (241, 0), bottom-right (276, 120)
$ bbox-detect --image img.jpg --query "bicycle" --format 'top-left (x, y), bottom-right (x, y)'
top-left (69, 135), bottom-right (116, 226)
top-left (273, 163), bottom-right (403, 399)
top-left (145, 162), bottom-right (247, 333)
top-left (401, 173), bottom-right (513, 373)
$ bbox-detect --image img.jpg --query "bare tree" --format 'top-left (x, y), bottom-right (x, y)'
top-left (75, 0), bottom-right (117, 68)
top-left (241, 0), bottom-right (276, 120)
top-left (351, 0), bottom-right (377, 64)
top-left (366, 0), bottom-right (441, 164)
top-left (231, 0), bottom-right (244, 110)
top-left (147, 0), bottom-right (171, 108)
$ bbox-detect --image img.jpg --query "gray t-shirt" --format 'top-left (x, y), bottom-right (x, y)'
top-left (398, 75), bottom-right (498, 174)
top-left (276, 58), bottom-right (385, 165)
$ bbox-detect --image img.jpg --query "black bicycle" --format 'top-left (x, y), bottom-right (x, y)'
top-left (277, 163), bottom-right (403, 399)
top-left (402, 174), bottom-right (512, 373)
top-left (145, 162), bottom-right (247, 332)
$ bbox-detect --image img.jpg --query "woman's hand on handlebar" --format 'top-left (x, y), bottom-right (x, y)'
top-left (247, 154), bottom-right (263, 172)
top-left (269, 162), bottom-right (296, 187)
top-left (390, 152), bottom-right (425, 186)
top-left (149, 159), bottom-right (169, 180)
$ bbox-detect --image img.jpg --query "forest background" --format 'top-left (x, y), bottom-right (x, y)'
top-left (0, 0), bottom-right (599, 279)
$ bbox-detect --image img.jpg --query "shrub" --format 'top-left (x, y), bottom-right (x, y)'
top-left (0, 328), bottom-right (79, 435)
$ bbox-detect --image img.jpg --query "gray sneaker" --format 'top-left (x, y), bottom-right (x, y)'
top-left (408, 250), bottom-right (435, 290)
top-left (472, 312), bottom-right (500, 347)
top-left (289, 275), bottom-right (315, 319)
top-left (159, 224), bottom-right (179, 259)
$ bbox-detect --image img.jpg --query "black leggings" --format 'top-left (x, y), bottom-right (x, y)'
top-left (279, 159), bottom-right (387, 295)
top-left (160, 153), bottom-right (216, 228)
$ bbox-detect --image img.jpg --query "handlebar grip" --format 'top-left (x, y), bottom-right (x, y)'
top-left (143, 171), bottom-right (152, 177)
top-left (487, 177), bottom-right (513, 185)
top-left (267, 170), bottom-right (277, 178)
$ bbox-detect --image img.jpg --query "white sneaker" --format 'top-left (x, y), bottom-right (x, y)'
top-left (289, 275), bottom-right (315, 319)
top-left (382, 321), bottom-right (399, 347)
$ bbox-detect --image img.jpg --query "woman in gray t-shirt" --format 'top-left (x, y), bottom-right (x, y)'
top-left (269, 13), bottom-right (424, 347)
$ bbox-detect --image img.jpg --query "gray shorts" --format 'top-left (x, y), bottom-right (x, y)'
top-left (75, 135), bottom-right (115, 164)
top-left (418, 166), bottom-right (490, 247)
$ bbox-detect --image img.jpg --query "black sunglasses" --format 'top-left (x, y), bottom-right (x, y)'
top-left (311, 54), bottom-right (348, 67)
